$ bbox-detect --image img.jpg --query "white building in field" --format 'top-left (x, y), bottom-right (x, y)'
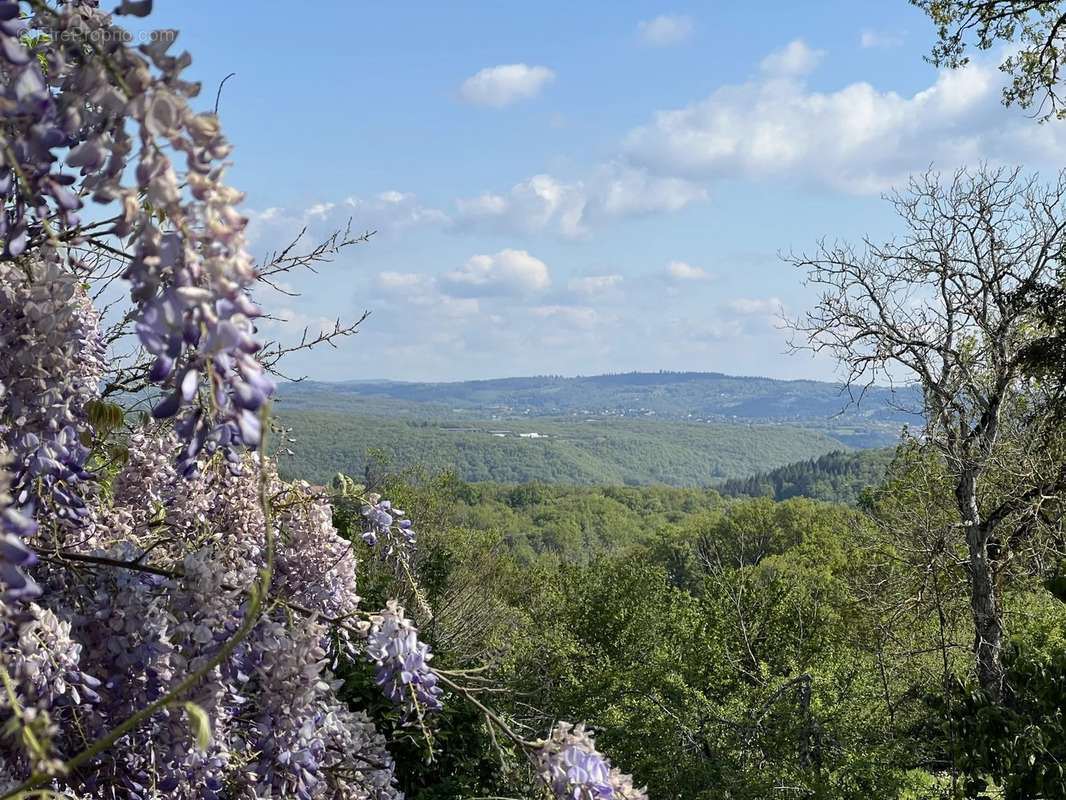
top-left (519, 432), bottom-right (544, 439)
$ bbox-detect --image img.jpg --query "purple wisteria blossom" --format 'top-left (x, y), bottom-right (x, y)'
top-left (365, 601), bottom-right (442, 719)
top-left (0, 0), bottom-right (274, 475)
top-left (0, 260), bottom-right (104, 530)
top-left (536, 722), bottom-right (648, 800)
top-left (361, 494), bottom-right (416, 550)
top-left (0, 433), bottom-right (38, 602)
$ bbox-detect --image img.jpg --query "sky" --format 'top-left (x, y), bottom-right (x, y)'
top-left (150, 1), bottom-right (1066, 382)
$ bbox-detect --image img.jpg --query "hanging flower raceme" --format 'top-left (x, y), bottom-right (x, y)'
top-left (0, 498), bottom-right (37, 601)
top-left (0, 260), bottom-right (104, 529)
top-left (535, 722), bottom-right (648, 800)
top-left (0, 1), bottom-right (274, 479)
top-left (365, 601), bottom-right (442, 719)
top-left (360, 494), bottom-right (416, 550)
top-left (274, 481), bottom-right (361, 625)
top-left (4, 604), bottom-right (101, 710)
top-left (0, 433), bottom-right (38, 602)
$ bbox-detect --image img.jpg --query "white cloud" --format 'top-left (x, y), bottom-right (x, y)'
top-left (305, 201), bottom-right (336, 219)
top-left (860, 29), bottom-right (904, 49)
top-left (637, 15), bottom-right (694, 47)
top-left (665, 260), bottom-right (711, 281)
top-left (759, 39), bottom-right (823, 76)
top-left (454, 166), bottom-right (706, 238)
top-left (674, 316), bottom-right (744, 343)
top-left (344, 191), bottom-right (450, 232)
top-left (246, 193), bottom-right (447, 247)
top-left (595, 164), bottom-right (707, 216)
top-left (724, 297), bottom-right (787, 334)
top-left (374, 271), bottom-right (481, 317)
top-left (263, 307), bottom-right (337, 337)
top-left (568, 274), bottom-right (623, 297)
top-left (456, 193), bottom-right (509, 217)
top-left (442, 249), bottom-right (551, 296)
top-left (624, 41), bottom-right (1066, 194)
top-left (251, 207), bottom-right (282, 223)
top-left (375, 271), bottom-right (426, 292)
top-left (456, 174), bottom-right (588, 237)
top-left (435, 296), bottom-right (482, 317)
top-left (459, 64), bottom-right (555, 108)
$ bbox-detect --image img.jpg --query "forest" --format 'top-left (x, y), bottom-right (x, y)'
top-left (2, 1), bottom-right (1066, 800)
top-left (274, 410), bottom-right (859, 486)
top-left (326, 454), bottom-right (1066, 799)
top-left (718, 449), bottom-right (896, 505)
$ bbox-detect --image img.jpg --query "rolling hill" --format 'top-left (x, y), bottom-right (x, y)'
top-left (278, 370), bottom-right (917, 448)
top-left (274, 411), bottom-right (861, 486)
top-left (273, 371), bottom-right (913, 487)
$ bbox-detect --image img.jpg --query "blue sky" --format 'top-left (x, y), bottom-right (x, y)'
top-left (154, 1), bottom-right (1066, 382)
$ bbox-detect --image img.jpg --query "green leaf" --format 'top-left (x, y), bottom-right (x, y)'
top-left (85, 400), bottom-right (126, 435)
top-left (183, 702), bottom-right (212, 751)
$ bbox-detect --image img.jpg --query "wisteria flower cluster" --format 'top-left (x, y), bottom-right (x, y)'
top-left (0, 0), bottom-right (274, 474)
top-left (0, 404), bottom-right (38, 601)
top-left (0, 257), bottom-right (404, 797)
top-left (365, 600), bottom-right (443, 720)
top-left (274, 480), bottom-right (362, 624)
top-left (361, 494), bottom-right (416, 551)
top-left (536, 723), bottom-right (648, 800)
top-left (0, 259), bottom-right (103, 533)
top-left (0, 421), bottom-right (403, 797)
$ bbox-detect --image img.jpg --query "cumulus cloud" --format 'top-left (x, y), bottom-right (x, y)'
top-left (723, 296), bottom-right (787, 334)
top-left (441, 249), bottom-right (551, 296)
top-left (459, 64), bottom-right (555, 108)
top-left (759, 39), bottom-right (823, 76)
top-left (637, 15), bottom-right (694, 47)
top-left (374, 271), bottom-right (481, 317)
top-left (434, 296), bottom-right (482, 317)
top-left (375, 271), bottom-right (426, 292)
top-left (595, 165), bottom-right (707, 216)
top-left (665, 260), bottom-right (711, 281)
top-left (456, 174), bottom-right (588, 237)
top-left (673, 316), bottom-right (744, 343)
top-left (246, 192), bottom-right (448, 247)
top-left (305, 202), bottom-right (336, 219)
top-left (261, 307), bottom-right (338, 340)
top-left (624, 40), bottom-right (1066, 194)
top-left (344, 191), bottom-right (450, 232)
top-left (454, 166), bottom-right (706, 238)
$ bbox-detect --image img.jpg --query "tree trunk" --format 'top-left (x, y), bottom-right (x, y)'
top-left (966, 525), bottom-right (1005, 695)
top-left (957, 469), bottom-right (1006, 696)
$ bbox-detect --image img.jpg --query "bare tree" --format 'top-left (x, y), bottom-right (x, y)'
top-left (789, 166), bottom-right (1066, 695)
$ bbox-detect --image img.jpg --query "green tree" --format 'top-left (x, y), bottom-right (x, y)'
top-left (917, 0), bottom-right (1066, 120)
top-left (940, 592), bottom-right (1066, 799)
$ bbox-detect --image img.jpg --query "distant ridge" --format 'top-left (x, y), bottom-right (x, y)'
top-left (331, 369), bottom-right (901, 389)
top-left (280, 370), bottom-right (919, 448)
